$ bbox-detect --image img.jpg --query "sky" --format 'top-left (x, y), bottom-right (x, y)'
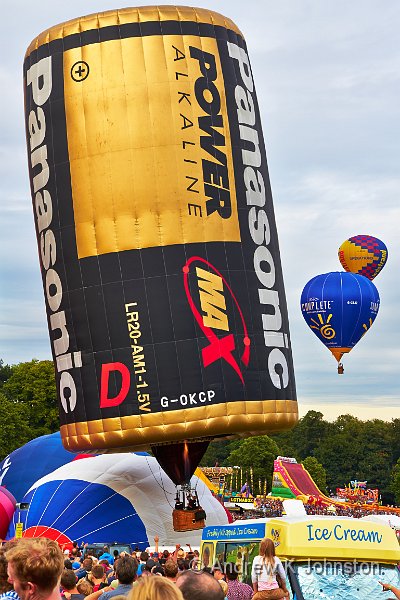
top-left (0, 1), bottom-right (399, 422)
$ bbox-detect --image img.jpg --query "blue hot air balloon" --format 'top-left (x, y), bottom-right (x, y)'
top-left (0, 433), bottom-right (84, 502)
top-left (301, 272), bottom-right (380, 373)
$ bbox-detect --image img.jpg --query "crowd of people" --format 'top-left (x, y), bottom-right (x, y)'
top-left (0, 535), bottom-right (399, 600)
top-left (230, 497), bottom-right (400, 520)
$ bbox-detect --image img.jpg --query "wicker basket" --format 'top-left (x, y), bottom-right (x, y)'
top-left (172, 508), bottom-right (206, 532)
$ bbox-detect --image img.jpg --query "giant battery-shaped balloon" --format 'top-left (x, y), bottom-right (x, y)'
top-left (24, 6), bottom-right (297, 452)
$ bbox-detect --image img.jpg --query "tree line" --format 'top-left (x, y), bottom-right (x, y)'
top-left (0, 359), bottom-right (399, 504)
top-left (201, 409), bottom-right (400, 504)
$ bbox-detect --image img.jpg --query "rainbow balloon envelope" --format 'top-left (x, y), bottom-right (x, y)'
top-left (338, 235), bottom-right (388, 280)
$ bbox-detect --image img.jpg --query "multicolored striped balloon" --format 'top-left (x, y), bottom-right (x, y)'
top-left (338, 235), bottom-right (388, 280)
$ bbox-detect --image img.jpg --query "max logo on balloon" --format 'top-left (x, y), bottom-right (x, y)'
top-left (183, 257), bottom-right (250, 383)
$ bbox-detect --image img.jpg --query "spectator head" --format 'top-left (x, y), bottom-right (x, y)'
top-left (5, 538), bottom-right (64, 600)
top-left (113, 550), bottom-right (119, 558)
top-left (144, 559), bottom-right (156, 572)
top-left (116, 556), bottom-right (138, 584)
top-left (91, 564), bottom-right (105, 580)
top-left (139, 552), bottom-right (149, 563)
top-left (61, 569), bottom-right (78, 591)
top-left (99, 559), bottom-right (110, 569)
top-left (151, 565), bottom-right (165, 577)
top-left (127, 576), bottom-right (184, 600)
top-left (224, 563), bottom-right (239, 581)
top-left (77, 579), bottom-right (93, 596)
top-left (212, 564), bottom-right (224, 581)
top-left (162, 550), bottom-right (170, 560)
top-left (176, 570), bottom-right (224, 600)
top-left (103, 546), bottom-right (110, 553)
top-left (82, 558), bottom-right (93, 572)
top-left (164, 560), bottom-right (178, 579)
top-left (0, 551), bottom-right (12, 594)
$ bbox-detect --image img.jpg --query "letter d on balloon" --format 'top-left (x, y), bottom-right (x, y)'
top-left (100, 362), bottom-right (131, 408)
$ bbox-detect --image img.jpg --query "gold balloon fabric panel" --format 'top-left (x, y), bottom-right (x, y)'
top-left (64, 35), bottom-right (240, 257)
top-left (24, 6), bottom-right (297, 453)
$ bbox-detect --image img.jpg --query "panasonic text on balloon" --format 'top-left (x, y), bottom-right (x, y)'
top-left (227, 42), bottom-right (289, 390)
top-left (26, 56), bottom-right (82, 414)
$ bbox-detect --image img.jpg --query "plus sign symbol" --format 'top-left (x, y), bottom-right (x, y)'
top-left (71, 61), bottom-right (90, 82)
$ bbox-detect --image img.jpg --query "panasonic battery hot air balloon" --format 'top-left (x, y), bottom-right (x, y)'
top-left (24, 6), bottom-right (297, 525)
top-left (301, 272), bottom-right (380, 373)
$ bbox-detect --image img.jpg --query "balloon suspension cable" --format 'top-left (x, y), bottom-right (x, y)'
top-left (174, 483), bottom-right (202, 511)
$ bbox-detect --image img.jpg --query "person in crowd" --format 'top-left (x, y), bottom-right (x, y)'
top-left (150, 566), bottom-right (164, 577)
top-left (212, 564), bottom-right (228, 597)
top-left (136, 554), bottom-right (149, 578)
top-left (127, 576), bottom-right (184, 600)
top-left (158, 551), bottom-right (170, 567)
top-left (76, 559), bottom-right (93, 581)
top-left (76, 581), bottom-right (94, 597)
top-left (0, 551), bottom-right (19, 600)
top-left (143, 561), bottom-right (156, 576)
top-left (88, 566), bottom-right (108, 592)
top-left (98, 562), bottom-right (112, 578)
top-left (224, 564), bottom-right (253, 600)
top-left (163, 561), bottom-right (178, 584)
top-left (99, 549), bottom-right (114, 567)
top-left (379, 582), bottom-right (400, 599)
top-left (176, 570), bottom-right (224, 600)
top-left (101, 557), bottom-right (138, 600)
top-left (5, 538), bottom-right (64, 600)
top-left (251, 538), bottom-right (288, 600)
top-left (191, 550), bottom-right (200, 570)
top-left (61, 569), bottom-right (85, 600)
top-left (72, 544), bottom-right (82, 559)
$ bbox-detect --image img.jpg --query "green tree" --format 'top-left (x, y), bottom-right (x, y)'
top-left (291, 410), bottom-right (328, 459)
top-left (303, 456), bottom-right (327, 494)
top-left (1, 359), bottom-right (58, 438)
top-left (391, 419), bottom-right (400, 464)
top-left (314, 414), bottom-right (364, 491)
top-left (226, 436), bottom-right (280, 495)
top-left (0, 391), bottom-right (32, 458)
top-left (390, 458), bottom-right (400, 505)
top-left (356, 419), bottom-right (394, 494)
top-left (0, 359), bottom-right (13, 388)
top-left (200, 440), bottom-right (232, 467)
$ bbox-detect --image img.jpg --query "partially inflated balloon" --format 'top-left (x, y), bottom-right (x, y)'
top-left (301, 272), bottom-right (380, 364)
top-left (338, 235), bottom-right (388, 280)
top-left (24, 6), bottom-right (297, 471)
top-left (0, 487), bottom-right (16, 539)
top-left (7, 454), bottom-right (228, 547)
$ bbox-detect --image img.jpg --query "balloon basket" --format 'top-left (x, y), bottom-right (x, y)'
top-left (338, 362), bottom-right (344, 375)
top-left (172, 508), bottom-right (206, 532)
